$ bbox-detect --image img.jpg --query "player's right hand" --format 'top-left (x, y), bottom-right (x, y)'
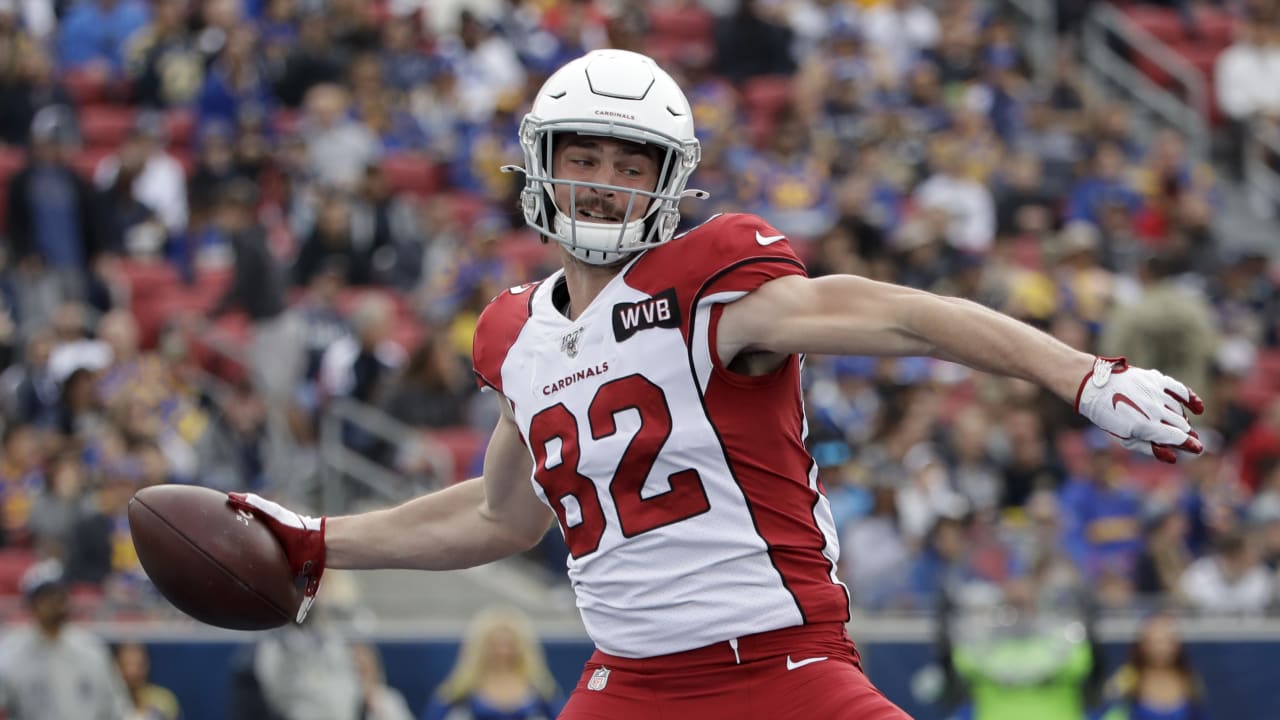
top-left (227, 492), bottom-right (325, 623)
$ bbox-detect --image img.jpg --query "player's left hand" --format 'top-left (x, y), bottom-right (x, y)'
top-left (1075, 356), bottom-right (1205, 464)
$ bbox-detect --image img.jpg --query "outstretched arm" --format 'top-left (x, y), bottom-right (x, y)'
top-left (720, 274), bottom-right (1094, 399)
top-left (229, 396), bottom-right (553, 620)
top-left (325, 397), bottom-right (552, 570)
top-left (718, 274), bottom-right (1203, 460)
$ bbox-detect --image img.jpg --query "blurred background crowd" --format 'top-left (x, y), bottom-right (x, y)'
top-left (0, 0), bottom-right (1275, 645)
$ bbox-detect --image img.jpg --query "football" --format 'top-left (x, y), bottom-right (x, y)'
top-left (129, 484), bottom-right (301, 630)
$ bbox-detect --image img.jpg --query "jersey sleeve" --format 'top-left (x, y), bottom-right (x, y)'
top-left (687, 213), bottom-right (807, 297)
top-left (471, 282), bottom-right (538, 393)
top-left (624, 213), bottom-right (808, 333)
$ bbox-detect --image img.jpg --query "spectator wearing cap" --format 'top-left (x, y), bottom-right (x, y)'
top-left (5, 107), bottom-right (115, 327)
top-left (1050, 221), bottom-right (1115, 329)
top-left (55, 0), bottom-right (150, 73)
top-left (94, 110), bottom-right (189, 239)
top-left (0, 560), bottom-right (130, 720)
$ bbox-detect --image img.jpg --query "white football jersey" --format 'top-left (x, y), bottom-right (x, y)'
top-left (473, 214), bottom-right (850, 658)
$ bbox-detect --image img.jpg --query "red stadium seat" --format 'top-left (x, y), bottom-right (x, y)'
top-left (381, 152), bottom-right (443, 198)
top-left (165, 108), bottom-right (196, 148)
top-left (272, 108), bottom-right (301, 136)
top-left (1192, 7), bottom-right (1236, 48)
top-left (498, 229), bottom-right (556, 276)
top-left (0, 549), bottom-right (36, 596)
top-left (442, 192), bottom-right (490, 227)
top-left (425, 427), bottom-right (487, 483)
top-left (741, 75), bottom-right (795, 120)
top-left (0, 146), bottom-right (24, 225)
top-left (0, 145), bottom-right (26, 181)
top-left (62, 66), bottom-right (111, 106)
top-left (171, 148), bottom-right (196, 177)
top-left (647, 5), bottom-right (715, 46)
top-left (79, 105), bottom-right (136, 148)
top-left (1123, 6), bottom-right (1186, 43)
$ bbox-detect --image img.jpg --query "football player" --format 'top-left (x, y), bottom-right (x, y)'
top-left (232, 50), bottom-right (1203, 719)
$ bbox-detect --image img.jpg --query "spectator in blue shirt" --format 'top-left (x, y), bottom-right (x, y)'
top-left (1059, 435), bottom-right (1145, 581)
top-left (56, 0), bottom-right (150, 73)
top-left (1065, 141), bottom-right (1142, 225)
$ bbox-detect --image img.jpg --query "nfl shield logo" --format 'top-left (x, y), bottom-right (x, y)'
top-left (561, 327), bottom-right (584, 358)
top-left (587, 666), bottom-right (610, 691)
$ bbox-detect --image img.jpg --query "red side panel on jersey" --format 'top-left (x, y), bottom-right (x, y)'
top-left (626, 214), bottom-right (850, 626)
top-left (472, 282), bottom-right (540, 393)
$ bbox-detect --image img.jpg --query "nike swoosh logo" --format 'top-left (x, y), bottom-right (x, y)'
top-left (1111, 393), bottom-right (1149, 419)
top-left (786, 655), bottom-right (828, 671)
top-left (755, 231), bottom-right (786, 246)
top-left (509, 283), bottom-right (534, 295)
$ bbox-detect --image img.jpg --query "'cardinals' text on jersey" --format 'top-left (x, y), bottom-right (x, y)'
top-left (472, 214), bottom-right (850, 658)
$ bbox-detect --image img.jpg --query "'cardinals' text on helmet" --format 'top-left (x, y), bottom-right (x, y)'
top-left (503, 50), bottom-right (705, 266)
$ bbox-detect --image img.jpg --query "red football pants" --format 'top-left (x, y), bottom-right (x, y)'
top-left (558, 622), bottom-right (913, 720)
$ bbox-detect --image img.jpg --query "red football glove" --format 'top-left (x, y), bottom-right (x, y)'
top-left (1074, 356), bottom-right (1205, 464)
top-left (227, 492), bottom-right (326, 622)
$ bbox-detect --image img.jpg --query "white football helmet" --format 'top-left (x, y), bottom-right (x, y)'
top-left (503, 49), bottom-right (706, 265)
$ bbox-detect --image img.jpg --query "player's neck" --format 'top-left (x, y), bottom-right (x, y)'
top-left (557, 251), bottom-right (623, 321)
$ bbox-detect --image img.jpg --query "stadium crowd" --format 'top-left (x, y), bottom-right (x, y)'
top-left (0, 0), bottom-right (1276, 631)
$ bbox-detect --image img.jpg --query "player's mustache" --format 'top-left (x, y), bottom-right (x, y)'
top-left (571, 194), bottom-right (625, 221)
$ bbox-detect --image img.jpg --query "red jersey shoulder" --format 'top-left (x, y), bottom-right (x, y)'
top-left (627, 214), bottom-right (806, 298)
top-left (472, 281), bottom-right (540, 392)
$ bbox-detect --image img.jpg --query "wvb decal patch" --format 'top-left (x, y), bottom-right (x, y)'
top-left (612, 288), bottom-right (680, 342)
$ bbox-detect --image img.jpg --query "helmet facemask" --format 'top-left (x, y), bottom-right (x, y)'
top-left (504, 116), bottom-right (706, 266)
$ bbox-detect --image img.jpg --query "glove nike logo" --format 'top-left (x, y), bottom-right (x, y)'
top-left (786, 655), bottom-right (828, 671)
top-left (1111, 393), bottom-right (1149, 419)
top-left (756, 231), bottom-right (786, 246)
